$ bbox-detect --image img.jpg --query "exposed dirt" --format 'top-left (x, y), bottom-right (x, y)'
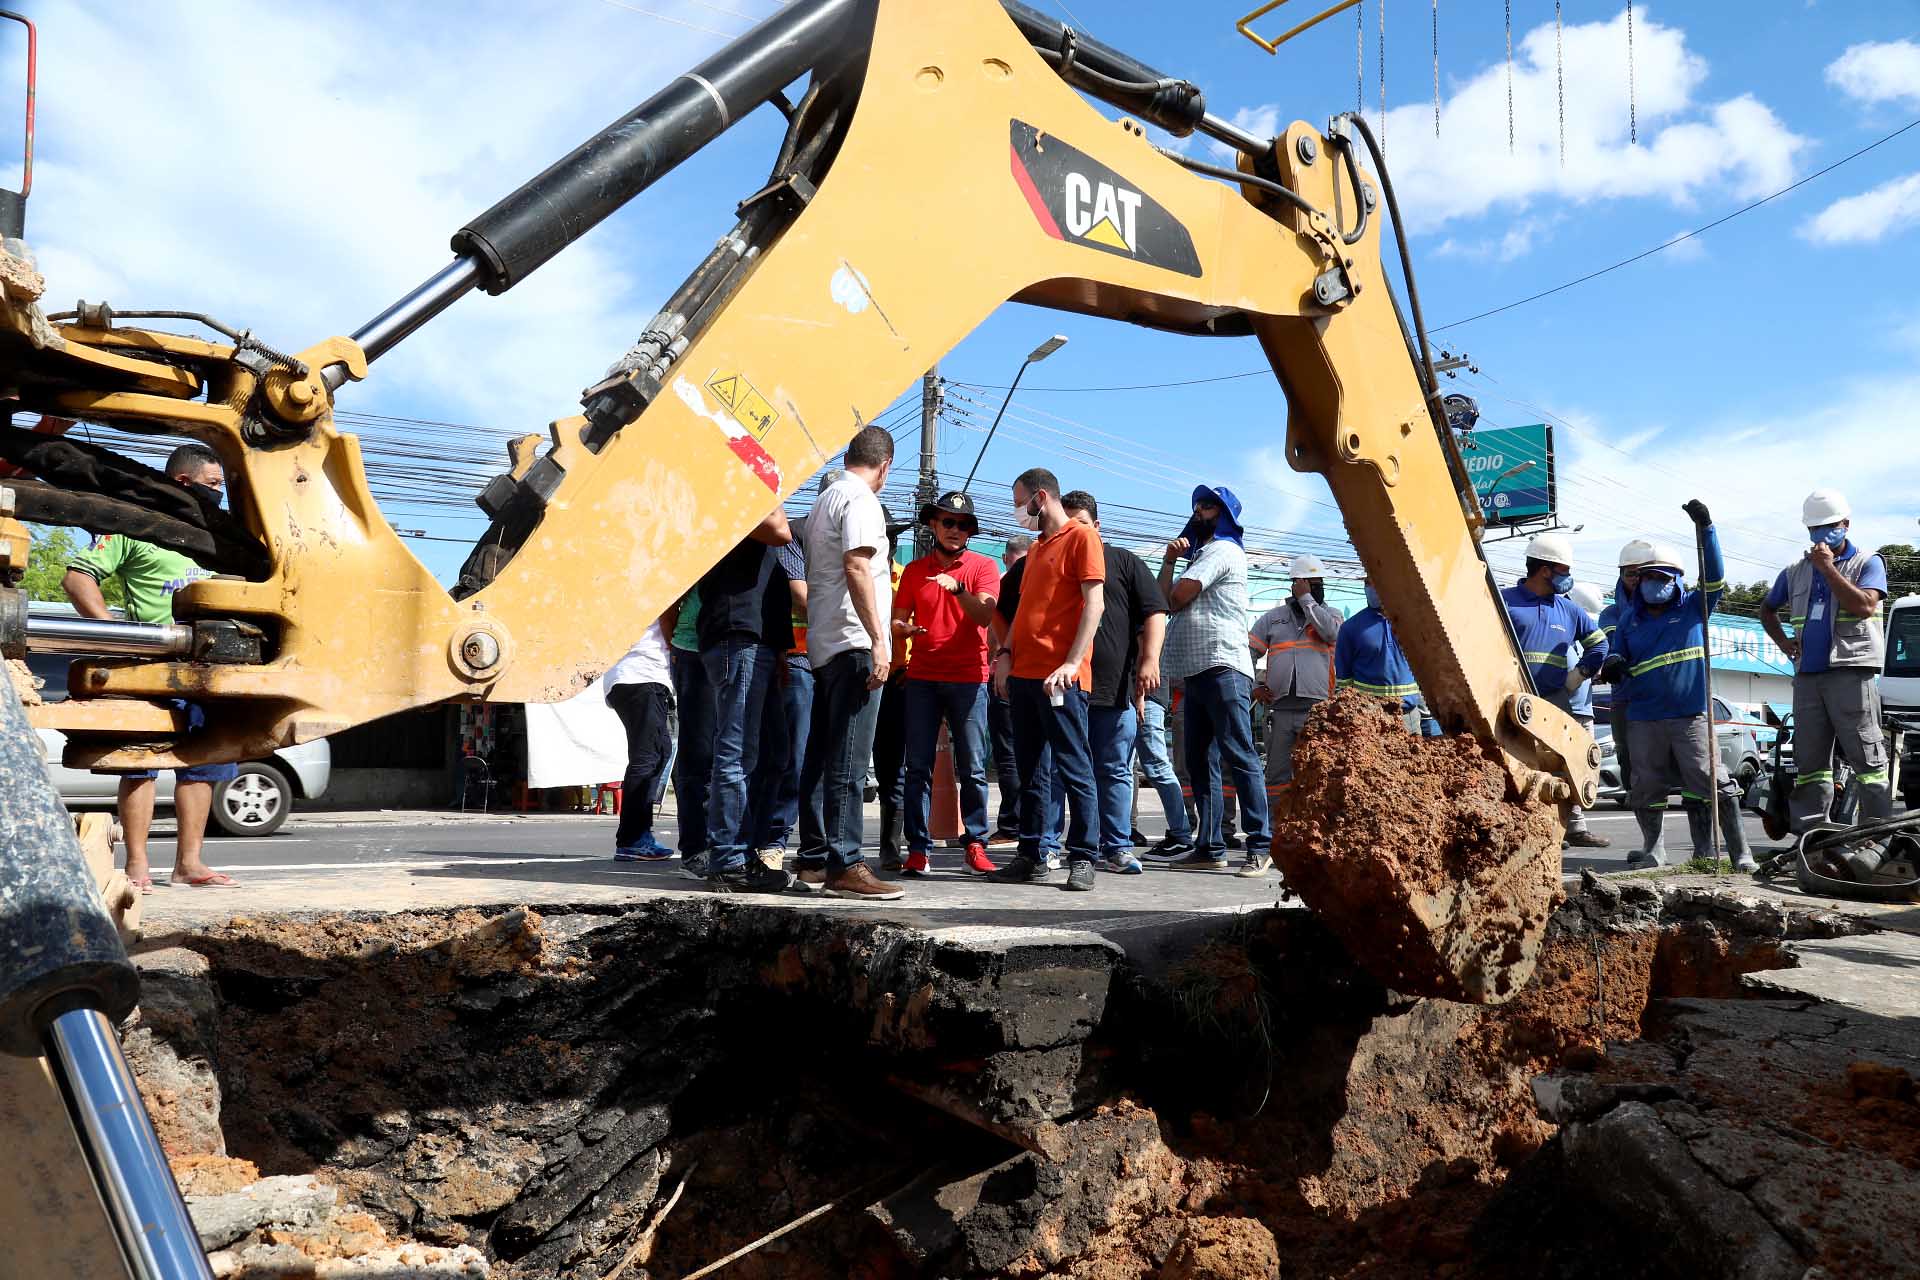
top-left (116, 882), bottom-right (1886, 1279)
top-left (6, 655), bottom-right (40, 705)
top-left (1273, 691), bottom-right (1564, 1003)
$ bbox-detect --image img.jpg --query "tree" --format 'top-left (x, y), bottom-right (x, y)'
top-left (1718, 580), bottom-right (1772, 612)
top-left (19, 524), bottom-right (124, 608)
top-left (1876, 543), bottom-right (1920, 603)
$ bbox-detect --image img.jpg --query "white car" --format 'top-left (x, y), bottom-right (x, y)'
top-left (1593, 703), bottom-right (1763, 807)
top-left (23, 648), bottom-right (329, 836)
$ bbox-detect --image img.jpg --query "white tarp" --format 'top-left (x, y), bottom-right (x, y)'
top-left (522, 680), bottom-right (627, 789)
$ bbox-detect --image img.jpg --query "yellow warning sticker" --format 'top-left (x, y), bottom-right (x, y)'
top-left (705, 369), bottom-right (779, 440)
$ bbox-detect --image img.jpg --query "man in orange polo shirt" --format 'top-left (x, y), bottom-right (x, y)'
top-left (988, 467), bottom-right (1106, 891)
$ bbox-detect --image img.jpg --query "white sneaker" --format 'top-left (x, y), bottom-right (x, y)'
top-left (1042, 852), bottom-right (1062, 871)
top-left (756, 846), bottom-right (785, 870)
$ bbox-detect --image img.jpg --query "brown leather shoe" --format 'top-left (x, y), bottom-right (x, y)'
top-left (824, 862), bottom-right (905, 901)
top-left (793, 866), bottom-right (827, 892)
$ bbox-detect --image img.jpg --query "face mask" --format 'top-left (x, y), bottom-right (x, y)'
top-left (1550, 572), bottom-right (1574, 595)
top-left (1640, 576), bottom-right (1678, 606)
top-left (1177, 514), bottom-right (1213, 555)
top-left (1364, 584), bottom-right (1381, 610)
top-left (1014, 498), bottom-right (1041, 531)
top-left (190, 481), bottom-right (224, 510)
top-left (1309, 581), bottom-right (1326, 605)
top-left (1809, 525), bottom-right (1846, 550)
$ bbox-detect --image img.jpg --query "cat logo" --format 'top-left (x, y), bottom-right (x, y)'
top-left (1008, 120), bottom-right (1201, 277)
top-left (1063, 173), bottom-right (1142, 252)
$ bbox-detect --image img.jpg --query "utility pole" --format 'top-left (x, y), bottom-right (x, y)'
top-left (914, 365), bottom-right (941, 558)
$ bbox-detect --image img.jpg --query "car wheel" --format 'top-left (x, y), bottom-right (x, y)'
top-left (214, 762), bottom-right (291, 836)
top-left (1737, 760), bottom-right (1759, 792)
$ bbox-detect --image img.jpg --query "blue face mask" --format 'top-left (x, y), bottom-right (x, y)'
top-left (1364, 584), bottom-right (1381, 610)
top-left (1809, 524), bottom-right (1847, 550)
top-left (1549, 572), bottom-right (1574, 595)
top-left (1640, 576), bottom-right (1678, 605)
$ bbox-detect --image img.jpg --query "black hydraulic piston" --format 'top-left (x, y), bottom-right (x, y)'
top-left (998, 0), bottom-right (1208, 137)
top-left (452, 0), bottom-right (864, 295)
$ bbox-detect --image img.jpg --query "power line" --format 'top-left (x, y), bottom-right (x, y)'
top-left (1432, 115), bottom-right (1920, 331)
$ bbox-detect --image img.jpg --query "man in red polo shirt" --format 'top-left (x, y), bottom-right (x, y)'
top-left (892, 491), bottom-right (1002, 876)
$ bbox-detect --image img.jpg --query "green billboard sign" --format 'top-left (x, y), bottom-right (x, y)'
top-left (1462, 424), bottom-right (1555, 523)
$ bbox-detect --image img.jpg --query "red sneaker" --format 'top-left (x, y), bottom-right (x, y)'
top-left (903, 850), bottom-right (931, 876)
top-left (963, 842), bottom-right (996, 875)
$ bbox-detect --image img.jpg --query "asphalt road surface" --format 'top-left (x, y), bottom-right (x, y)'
top-left (128, 799), bottom-right (1798, 882)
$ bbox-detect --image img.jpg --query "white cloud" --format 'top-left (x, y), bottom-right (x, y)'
top-left (1345, 9), bottom-right (1805, 236)
top-left (1431, 215), bottom-right (1560, 262)
top-left (1659, 230), bottom-right (1707, 262)
top-left (27, 2), bottom-right (736, 429)
top-left (1799, 171), bottom-right (1920, 245)
top-left (1826, 39), bottom-right (1920, 108)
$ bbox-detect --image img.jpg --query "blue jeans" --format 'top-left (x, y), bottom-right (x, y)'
top-left (670, 647), bottom-right (715, 855)
top-left (1182, 668), bottom-right (1270, 857)
top-left (1088, 704), bottom-right (1140, 857)
top-left (1008, 677), bottom-right (1098, 864)
top-left (989, 691), bottom-right (1021, 832)
top-left (1134, 699), bottom-right (1191, 839)
top-left (798, 649), bottom-right (882, 872)
top-left (903, 679), bottom-right (992, 852)
top-left (701, 638), bottom-right (780, 872)
top-left (751, 656), bottom-right (812, 849)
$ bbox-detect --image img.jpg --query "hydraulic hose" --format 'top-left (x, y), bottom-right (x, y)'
top-left (1334, 111), bottom-right (1439, 401)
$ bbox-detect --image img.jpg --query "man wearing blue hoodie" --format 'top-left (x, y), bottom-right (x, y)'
top-left (1158, 485), bottom-right (1271, 877)
top-left (1602, 503), bottom-right (1751, 870)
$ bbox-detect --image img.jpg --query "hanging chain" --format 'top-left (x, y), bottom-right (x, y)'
top-left (1627, 0), bottom-right (1638, 144)
top-left (1504, 0), bottom-right (1514, 154)
top-left (1556, 1), bottom-right (1565, 166)
top-left (1433, 0), bottom-right (1440, 138)
top-left (1356, 0), bottom-right (1365, 120)
top-left (1379, 0), bottom-right (1387, 151)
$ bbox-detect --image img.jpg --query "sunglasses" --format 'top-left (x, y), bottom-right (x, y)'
top-left (934, 517), bottom-right (972, 530)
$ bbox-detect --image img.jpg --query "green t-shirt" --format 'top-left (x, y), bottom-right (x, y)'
top-left (671, 586), bottom-right (702, 653)
top-left (69, 534), bottom-right (212, 624)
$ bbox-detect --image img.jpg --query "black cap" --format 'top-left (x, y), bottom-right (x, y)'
top-left (918, 490), bottom-right (979, 534)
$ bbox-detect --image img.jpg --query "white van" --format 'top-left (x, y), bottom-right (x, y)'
top-left (1883, 594), bottom-right (1920, 809)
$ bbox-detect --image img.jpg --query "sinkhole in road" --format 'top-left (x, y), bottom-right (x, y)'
top-left (123, 881), bottom-right (1832, 1280)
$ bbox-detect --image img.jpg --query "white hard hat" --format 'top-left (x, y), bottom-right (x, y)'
top-left (1802, 488), bottom-right (1850, 526)
top-left (1524, 532), bottom-right (1575, 567)
top-left (1617, 538), bottom-right (1656, 569)
top-left (1642, 542), bottom-right (1687, 574)
top-left (1568, 583), bottom-right (1605, 615)
top-left (1289, 553), bottom-right (1327, 578)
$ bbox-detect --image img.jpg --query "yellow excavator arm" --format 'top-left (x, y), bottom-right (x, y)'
top-left (0, 0), bottom-right (1594, 998)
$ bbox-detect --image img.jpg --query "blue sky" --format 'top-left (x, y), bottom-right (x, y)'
top-left (13, 1), bottom-right (1920, 600)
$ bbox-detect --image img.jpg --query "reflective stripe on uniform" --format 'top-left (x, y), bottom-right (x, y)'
top-left (1629, 645), bottom-right (1704, 678)
top-left (1857, 769), bottom-right (1890, 785)
top-left (1337, 677), bottom-right (1419, 697)
top-left (1522, 651), bottom-right (1569, 668)
top-left (1582, 630), bottom-right (1606, 647)
top-left (1794, 770), bottom-right (1833, 787)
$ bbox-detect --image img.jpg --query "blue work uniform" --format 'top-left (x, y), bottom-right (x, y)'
top-left (1610, 526), bottom-right (1745, 863)
top-left (1499, 582), bottom-right (1608, 702)
top-left (1334, 606), bottom-right (1440, 735)
top-left (1615, 528), bottom-right (1723, 723)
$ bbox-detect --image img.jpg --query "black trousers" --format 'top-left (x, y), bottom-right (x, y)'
top-left (607, 681), bottom-right (674, 848)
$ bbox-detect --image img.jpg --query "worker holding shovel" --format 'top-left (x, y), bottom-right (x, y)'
top-left (1601, 502), bottom-right (1752, 871)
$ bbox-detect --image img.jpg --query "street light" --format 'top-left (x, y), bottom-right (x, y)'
top-left (960, 334), bottom-right (1068, 492)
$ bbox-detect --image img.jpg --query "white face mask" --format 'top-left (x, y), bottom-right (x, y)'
top-left (1014, 496), bottom-right (1041, 531)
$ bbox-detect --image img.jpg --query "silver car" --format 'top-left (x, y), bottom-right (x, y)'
top-left (23, 648), bottom-right (329, 836)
